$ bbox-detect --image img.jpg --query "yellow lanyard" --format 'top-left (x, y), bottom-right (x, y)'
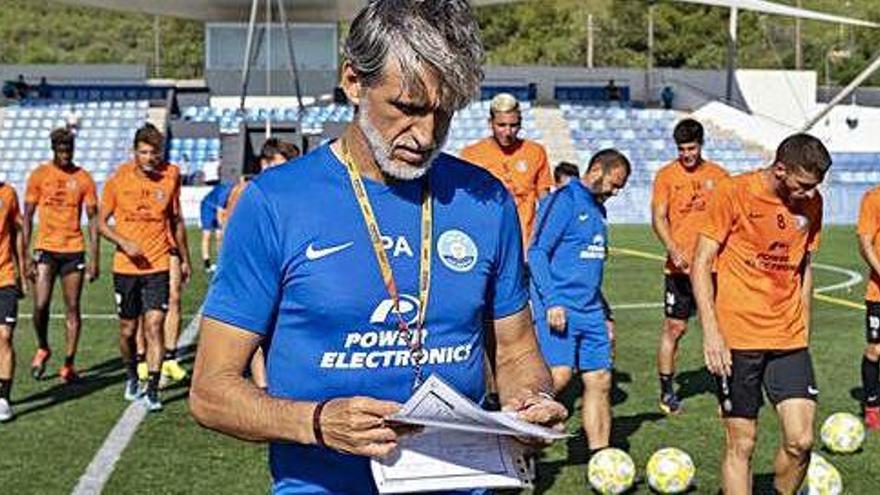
top-left (340, 140), bottom-right (432, 389)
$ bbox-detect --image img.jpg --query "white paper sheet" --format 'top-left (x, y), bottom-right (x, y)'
top-left (370, 374), bottom-right (563, 493)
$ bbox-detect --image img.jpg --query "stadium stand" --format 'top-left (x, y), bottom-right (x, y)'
top-left (561, 102), bottom-right (768, 223)
top-left (0, 97), bottom-right (149, 188)
top-left (179, 104), bottom-right (353, 135)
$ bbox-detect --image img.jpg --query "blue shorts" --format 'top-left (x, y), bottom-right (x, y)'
top-left (200, 204), bottom-right (220, 231)
top-left (536, 308), bottom-right (611, 372)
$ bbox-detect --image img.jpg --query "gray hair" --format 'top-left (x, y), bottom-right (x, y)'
top-left (343, 0), bottom-right (484, 111)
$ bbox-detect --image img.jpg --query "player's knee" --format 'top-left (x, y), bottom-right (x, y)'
top-left (551, 367), bottom-right (573, 391)
top-left (33, 293), bottom-right (51, 312)
top-left (782, 432), bottom-right (813, 458)
top-left (725, 433), bottom-right (756, 459)
top-left (583, 370), bottom-right (612, 392)
top-left (0, 330), bottom-right (12, 348)
top-left (866, 344), bottom-right (880, 361)
top-left (664, 319), bottom-right (687, 340)
top-left (119, 320), bottom-right (137, 340)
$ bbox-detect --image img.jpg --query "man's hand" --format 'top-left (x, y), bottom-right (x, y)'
top-left (180, 260), bottom-right (192, 286)
top-left (26, 259), bottom-right (36, 283)
top-left (119, 239), bottom-right (144, 259)
top-left (86, 259), bottom-right (99, 283)
top-left (503, 391), bottom-right (568, 446)
top-left (703, 325), bottom-right (731, 376)
top-left (546, 306), bottom-right (567, 333)
top-left (668, 245), bottom-right (690, 271)
top-left (317, 397), bottom-right (408, 458)
top-left (16, 276), bottom-right (28, 298)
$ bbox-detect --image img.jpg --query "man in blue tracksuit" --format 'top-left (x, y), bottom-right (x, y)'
top-left (529, 149), bottom-right (630, 455)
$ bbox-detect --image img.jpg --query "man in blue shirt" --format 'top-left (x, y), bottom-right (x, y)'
top-left (190, 2), bottom-right (566, 493)
top-left (198, 179), bottom-right (231, 273)
top-left (528, 149), bottom-right (630, 456)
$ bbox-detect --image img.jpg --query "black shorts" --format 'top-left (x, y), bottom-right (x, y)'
top-left (664, 274), bottom-right (695, 320)
top-left (113, 272), bottom-right (170, 320)
top-left (715, 348), bottom-right (818, 419)
top-left (866, 301), bottom-right (880, 344)
top-left (34, 250), bottom-right (85, 277)
top-left (0, 286), bottom-right (19, 329)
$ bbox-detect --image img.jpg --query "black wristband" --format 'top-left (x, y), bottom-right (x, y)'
top-left (312, 400), bottom-right (327, 446)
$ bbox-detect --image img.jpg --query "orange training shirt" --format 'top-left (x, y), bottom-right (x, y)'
top-left (460, 137), bottom-right (552, 247)
top-left (700, 171), bottom-right (822, 350)
top-left (858, 186), bottom-right (880, 302)
top-left (0, 184), bottom-right (21, 288)
top-left (102, 161), bottom-right (180, 275)
top-left (25, 162), bottom-right (97, 253)
top-left (651, 159), bottom-right (729, 273)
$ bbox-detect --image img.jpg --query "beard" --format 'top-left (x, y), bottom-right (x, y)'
top-left (358, 102), bottom-right (445, 181)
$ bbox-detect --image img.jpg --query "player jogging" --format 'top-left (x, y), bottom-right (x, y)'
top-left (693, 133), bottom-right (830, 495)
top-left (0, 183), bottom-right (27, 421)
top-left (651, 118), bottom-right (728, 414)
top-left (24, 128), bottom-right (99, 383)
top-left (529, 149), bottom-right (630, 456)
top-left (199, 179), bottom-right (231, 274)
top-left (461, 92), bottom-right (552, 249)
top-left (99, 124), bottom-right (188, 412)
top-left (856, 186), bottom-right (880, 430)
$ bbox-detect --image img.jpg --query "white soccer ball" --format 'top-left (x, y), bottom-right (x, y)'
top-left (587, 448), bottom-right (635, 494)
top-left (646, 447), bottom-right (695, 494)
top-left (798, 453), bottom-right (843, 495)
top-left (820, 412), bottom-right (865, 454)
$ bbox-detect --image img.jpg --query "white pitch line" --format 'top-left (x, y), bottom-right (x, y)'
top-left (812, 262), bottom-right (863, 293)
top-left (18, 313), bottom-right (198, 320)
top-left (611, 302), bottom-right (664, 310)
top-left (71, 308), bottom-right (202, 495)
top-left (607, 262), bottom-right (862, 312)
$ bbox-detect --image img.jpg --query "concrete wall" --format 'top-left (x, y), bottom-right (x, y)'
top-left (818, 86), bottom-right (880, 107)
top-left (482, 65), bottom-right (750, 110)
top-left (204, 69), bottom-right (337, 98)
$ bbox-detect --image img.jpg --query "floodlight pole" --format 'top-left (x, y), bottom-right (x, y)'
top-left (276, 0), bottom-right (305, 128)
top-left (265, 0), bottom-right (272, 138)
top-left (586, 13), bottom-right (594, 68)
top-left (795, 0), bottom-right (803, 70)
top-left (802, 50), bottom-right (880, 131)
top-left (239, 0), bottom-right (260, 111)
top-left (647, 4), bottom-right (655, 104)
top-left (725, 6), bottom-right (738, 103)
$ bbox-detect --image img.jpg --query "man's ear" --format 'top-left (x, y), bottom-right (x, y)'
top-left (339, 61), bottom-right (362, 107)
top-left (771, 160), bottom-right (787, 179)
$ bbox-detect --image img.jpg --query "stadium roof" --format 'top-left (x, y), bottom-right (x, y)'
top-left (679, 0), bottom-right (879, 28)
top-left (55, 0), bottom-right (515, 22)
top-left (57, 0), bottom-right (880, 26)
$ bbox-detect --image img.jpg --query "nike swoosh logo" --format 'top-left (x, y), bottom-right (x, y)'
top-left (578, 213), bottom-right (589, 221)
top-left (807, 386), bottom-right (819, 395)
top-left (305, 241), bottom-right (354, 261)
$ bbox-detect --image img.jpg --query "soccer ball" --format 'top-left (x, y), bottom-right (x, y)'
top-left (587, 448), bottom-right (635, 494)
top-left (646, 447), bottom-right (695, 494)
top-left (820, 412), bottom-right (865, 454)
top-left (798, 453), bottom-right (843, 495)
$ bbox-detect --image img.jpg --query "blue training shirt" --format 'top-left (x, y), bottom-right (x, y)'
top-left (203, 144), bottom-right (528, 494)
top-left (199, 182), bottom-right (232, 229)
top-left (528, 181), bottom-right (607, 314)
